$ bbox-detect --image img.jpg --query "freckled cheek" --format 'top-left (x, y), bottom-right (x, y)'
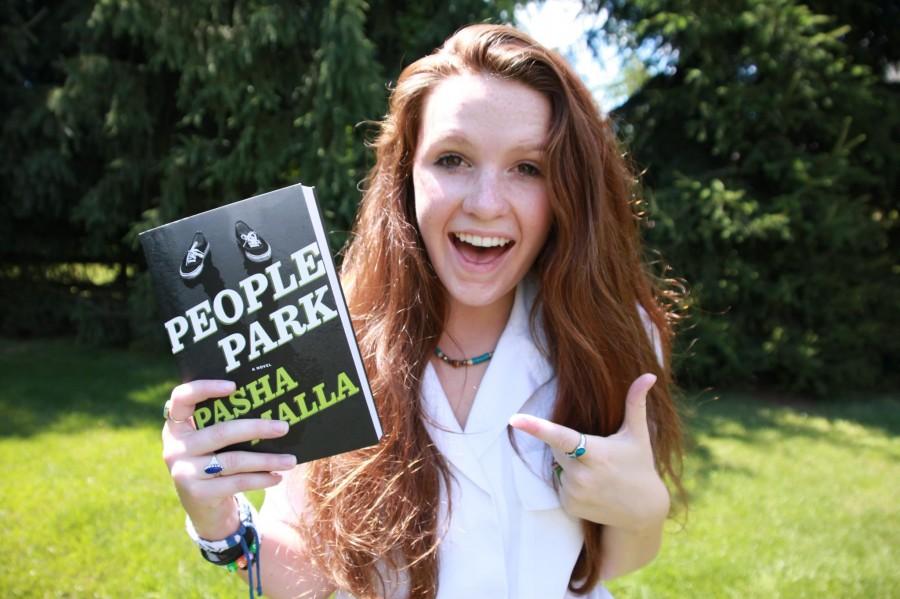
top-left (519, 190), bottom-right (554, 248)
top-left (412, 179), bottom-right (449, 260)
top-left (413, 172), bottom-right (459, 227)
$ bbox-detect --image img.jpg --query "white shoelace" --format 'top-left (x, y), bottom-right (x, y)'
top-left (241, 231), bottom-right (261, 248)
top-left (185, 244), bottom-right (205, 264)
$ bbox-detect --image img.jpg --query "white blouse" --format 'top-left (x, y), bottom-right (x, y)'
top-left (267, 281), bottom-right (616, 599)
top-left (411, 281), bottom-right (614, 599)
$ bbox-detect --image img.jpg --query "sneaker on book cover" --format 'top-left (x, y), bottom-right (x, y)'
top-left (235, 220), bottom-right (271, 262)
top-left (179, 232), bottom-right (209, 280)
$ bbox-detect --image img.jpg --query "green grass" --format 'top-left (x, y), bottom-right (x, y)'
top-left (2, 339), bottom-right (898, 598)
top-left (0, 339), bottom-right (251, 598)
top-left (607, 392), bottom-right (900, 598)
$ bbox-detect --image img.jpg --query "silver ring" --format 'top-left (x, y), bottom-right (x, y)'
top-left (565, 433), bottom-right (587, 459)
top-left (204, 454), bottom-right (224, 476)
top-left (163, 400), bottom-right (189, 424)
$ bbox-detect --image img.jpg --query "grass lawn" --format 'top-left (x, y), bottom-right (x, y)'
top-left (2, 338), bottom-right (898, 598)
top-left (607, 391), bottom-right (900, 598)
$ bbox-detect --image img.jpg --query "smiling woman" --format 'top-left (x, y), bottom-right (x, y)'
top-left (413, 73), bottom-right (553, 315)
top-left (161, 23), bottom-right (684, 599)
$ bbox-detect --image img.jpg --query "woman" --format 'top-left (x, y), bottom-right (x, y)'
top-left (163, 24), bottom-right (683, 599)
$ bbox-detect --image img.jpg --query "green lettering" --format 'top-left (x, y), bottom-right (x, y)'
top-left (247, 375), bottom-right (276, 409)
top-left (278, 401), bottom-right (301, 425)
top-left (274, 367), bottom-right (299, 395)
top-left (213, 398), bottom-right (234, 423)
top-left (293, 392), bottom-right (318, 419)
top-left (313, 382), bottom-right (337, 409)
top-left (230, 387), bottom-right (251, 417)
top-left (335, 371), bottom-right (360, 401)
top-left (194, 406), bottom-right (212, 429)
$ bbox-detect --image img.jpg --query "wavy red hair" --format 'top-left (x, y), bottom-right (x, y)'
top-left (299, 24), bottom-right (684, 597)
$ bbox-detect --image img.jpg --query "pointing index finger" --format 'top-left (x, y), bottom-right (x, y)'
top-left (508, 413), bottom-right (582, 455)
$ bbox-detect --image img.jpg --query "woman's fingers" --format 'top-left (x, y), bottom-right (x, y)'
top-left (509, 413), bottom-right (583, 455)
top-left (175, 471), bottom-right (286, 506)
top-left (189, 418), bottom-right (289, 456)
top-left (508, 412), bottom-right (596, 470)
top-left (171, 450), bottom-right (295, 493)
top-left (161, 381), bottom-right (297, 536)
top-left (194, 472), bottom-right (287, 500)
top-left (167, 379), bottom-right (236, 425)
top-left (163, 416), bottom-right (289, 474)
top-left (192, 450), bottom-right (297, 479)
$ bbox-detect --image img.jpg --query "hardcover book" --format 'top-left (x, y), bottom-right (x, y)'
top-left (139, 183), bottom-right (382, 462)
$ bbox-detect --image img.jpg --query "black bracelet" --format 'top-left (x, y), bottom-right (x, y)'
top-left (185, 493), bottom-right (263, 598)
top-left (198, 524), bottom-right (257, 567)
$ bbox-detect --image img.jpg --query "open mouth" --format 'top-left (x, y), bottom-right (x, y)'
top-left (450, 232), bottom-right (515, 265)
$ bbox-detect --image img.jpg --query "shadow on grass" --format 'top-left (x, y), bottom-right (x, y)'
top-left (680, 387), bottom-right (900, 503)
top-left (3, 336), bottom-right (898, 447)
top-left (0, 337), bottom-right (178, 438)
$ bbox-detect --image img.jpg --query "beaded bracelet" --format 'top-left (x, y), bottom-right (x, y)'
top-left (185, 493), bottom-right (262, 599)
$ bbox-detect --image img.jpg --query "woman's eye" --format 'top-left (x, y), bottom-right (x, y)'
top-left (517, 163), bottom-right (542, 177)
top-left (435, 154), bottom-right (465, 169)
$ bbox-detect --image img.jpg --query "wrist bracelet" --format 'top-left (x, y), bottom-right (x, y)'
top-left (198, 524), bottom-right (257, 568)
top-left (185, 493), bottom-right (262, 599)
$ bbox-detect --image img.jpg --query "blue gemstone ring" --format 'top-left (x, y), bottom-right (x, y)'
top-left (204, 454), bottom-right (224, 476)
top-left (566, 433), bottom-right (587, 459)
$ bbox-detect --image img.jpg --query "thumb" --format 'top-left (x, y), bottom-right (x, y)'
top-left (620, 373), bottom-right (657, 440)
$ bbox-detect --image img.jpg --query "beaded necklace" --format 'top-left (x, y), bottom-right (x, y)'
top-left (434, 346), bottom-right (494, 368)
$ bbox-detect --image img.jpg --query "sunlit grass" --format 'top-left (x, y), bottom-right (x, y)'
top-left (608, 393), bottom-right (900, 598)
top-left (2, 339), bottom-right (898, 597)
top-left (0, 339), bottom-right (250, 598)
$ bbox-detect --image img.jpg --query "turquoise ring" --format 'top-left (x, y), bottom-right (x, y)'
top-left (566, 433), bottom-right (587, 459)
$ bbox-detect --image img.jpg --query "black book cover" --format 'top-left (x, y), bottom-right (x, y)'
top-left (139, 183), bottom-right (382, 462)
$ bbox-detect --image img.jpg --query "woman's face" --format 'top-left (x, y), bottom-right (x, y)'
top-left (412, 73), bottom-right (553, 312)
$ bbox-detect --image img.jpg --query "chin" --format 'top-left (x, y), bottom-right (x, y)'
top-left (443, 280), bottom-right (517, 311)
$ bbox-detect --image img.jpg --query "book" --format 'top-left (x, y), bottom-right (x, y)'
top-left (139, 183), bottom-right (382, 463)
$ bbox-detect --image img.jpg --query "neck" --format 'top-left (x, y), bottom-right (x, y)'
top-left (440, 290), bottom-right (515, 357)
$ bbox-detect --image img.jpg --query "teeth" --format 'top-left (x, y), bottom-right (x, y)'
top-left (454, 233), bottom-right (512, 248)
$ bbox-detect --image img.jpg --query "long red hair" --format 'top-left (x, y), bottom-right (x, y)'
top-left (300, 24), bottom-right (684, 597)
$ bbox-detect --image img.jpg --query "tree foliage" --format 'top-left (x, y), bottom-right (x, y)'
top-left (0, 0), bottom-right (512, 344)
top-left (588, 0), bottom-right (899, 393)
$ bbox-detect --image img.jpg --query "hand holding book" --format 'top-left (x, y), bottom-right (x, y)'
top-left (139, 183), bottom-right (382, 464)
top-left (162, 379), bottom-right (296, 539)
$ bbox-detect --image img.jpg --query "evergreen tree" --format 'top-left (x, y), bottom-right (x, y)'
top-left (0, 0), bottom-right (513, 344)
top-left (588, 0), bottom-right (899, 393)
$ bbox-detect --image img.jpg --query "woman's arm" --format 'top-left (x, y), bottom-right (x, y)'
top-left (597, 482), bottom-right (669, 580)
top-left (163, 380), bottom-right (333, 599)
top-left (243, 466), bottom-right (334, 599)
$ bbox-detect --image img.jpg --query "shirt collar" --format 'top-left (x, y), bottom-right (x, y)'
top-left (421, 279), bottom-right (555, 491)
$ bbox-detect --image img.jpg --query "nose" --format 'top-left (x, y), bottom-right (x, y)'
top-left (462, 168), bottom-right (510, 220)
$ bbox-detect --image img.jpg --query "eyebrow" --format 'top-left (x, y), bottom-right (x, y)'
top-left (424, 130), bottom-right (546, 153)
top-left (425, 131), bottom-right (470, 146)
